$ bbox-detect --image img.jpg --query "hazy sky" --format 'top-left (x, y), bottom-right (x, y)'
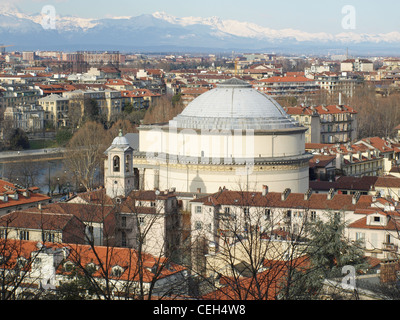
top-left (8, 0), bottom-right (400, 34)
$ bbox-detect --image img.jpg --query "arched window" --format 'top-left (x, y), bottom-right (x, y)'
top-left (113, 156), bottom-right (120, 172)
top-left (125, 155), bottom-right (131, 172)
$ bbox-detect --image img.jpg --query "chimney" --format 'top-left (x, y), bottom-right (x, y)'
top-left (197, 188), bottom-right (202, 194)
top-left (339, 92), bottom-right (342, 106)
top-left (281, 188), bottom-right (291, 201)
top-left (327, 188), bottom-right (335, 200)
top-left (262, 185), bottom-right (268, 197)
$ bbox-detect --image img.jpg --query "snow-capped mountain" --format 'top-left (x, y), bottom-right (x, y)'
top-left (1, 3), bottom-right (400, 53)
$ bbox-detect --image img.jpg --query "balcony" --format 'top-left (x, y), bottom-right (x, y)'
top-left (383, 242), bottom-right (398, 252)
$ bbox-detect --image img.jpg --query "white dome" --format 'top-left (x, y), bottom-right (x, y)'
top-left (112, 130), bottom-right (129, 146)
top-left (169, 78), bottom-right (299, 130)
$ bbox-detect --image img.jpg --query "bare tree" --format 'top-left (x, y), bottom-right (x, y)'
top-left (142, 94), bottom-right (185, 125)
top-left (190, 187), bottom-right (369, 300)
top-left (64, 121), bottom-right (108, 191)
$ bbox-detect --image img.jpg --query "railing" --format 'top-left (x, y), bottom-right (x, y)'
top-left (383, 243), bottom-right (398, 252)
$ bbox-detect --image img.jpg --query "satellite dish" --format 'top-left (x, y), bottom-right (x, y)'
top-left (155, 190), bottom-right (160, 196)
top-left (36, 242), bottom-right (43, 249)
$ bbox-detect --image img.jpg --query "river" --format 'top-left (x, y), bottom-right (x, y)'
top-left (0, 158), bottom-right (102, 195)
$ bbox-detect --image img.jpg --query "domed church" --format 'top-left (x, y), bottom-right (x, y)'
top-left (106, 78), bottom-right (312, 197)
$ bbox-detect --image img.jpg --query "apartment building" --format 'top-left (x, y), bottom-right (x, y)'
top-left (341, 58), bottom-right (374, 72)
top-left (62, 89), bottom-right (123, 122)
top-left (0, 209), bottom-right (86, 244)
top-left (252, 75), bottom-right (320, 96)
top-left (0, 84), bottom-right (43, 109)
top-left (190, 186), bottom-right (400, 261)
top-left (315, 104), bottom-right (358, 143)
top-left (3, 104), bottom-right (45, 132)
top-left (38, 94), bottom-right (69, 128)
top-left (284, 106), bottom-right (320, 143)
top-left (313, 72), bottom-right (360, 98)
top-left (285, 104), bottom-right (357, 144)
top-left (120, 89), bottom-right (161, 110)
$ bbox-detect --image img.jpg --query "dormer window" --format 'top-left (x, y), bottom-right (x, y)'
top-left (64, 261), bottom-right (75, 272)
top-left (111, 266), bottom-right (124, 278)
top-left (113, 156), bottom-right (120, 172)
top-left (374, 216), bottom-right (381, 223)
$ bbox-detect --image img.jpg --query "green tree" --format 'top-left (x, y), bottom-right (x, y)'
top-left (280, 214), bottom-right (368, 300)
top-left (55, 128), bottom-right (73, 147)
top-left (8, 128), bottom-right (30, 150)
top-left (57, 264), bottom-right (99, 300)
top-left (83, 98), bottom-right (100, 122)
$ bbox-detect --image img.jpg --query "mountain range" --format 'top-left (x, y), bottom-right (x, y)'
top-left (1, 3), bottom-right (400, 55)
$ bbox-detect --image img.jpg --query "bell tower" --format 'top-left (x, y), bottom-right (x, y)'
top-left (104, 130), bottom-right (135, 198)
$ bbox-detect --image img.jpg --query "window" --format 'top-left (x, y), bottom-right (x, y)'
top-left (195, 221), bottom-right (203, 230)
top-left (113, 156), bottom-right (120, 172)
top-left (224, 207), bottom-right (230, 215)
top-left (374, 216), bottom-right (381, 223)
top-left (244, 207), bottom-right (250, 216)
top-left (264, 209), bottom-right (271, 220)
top-left (121, 231), bottom-right (127, 247)
top-left (121, 216), bottom-right (127, 227)
top-left (42, 232), bottom-right (55, 243)
top-left (64, 261), bottom-right (74, 272)
top-left (195, 206), bottom-right (202, 214)
top-left (125, 155), bottom-right (131, 172)
top-left (111, 266), bottom-right (124, 278)
top-left (138, 217), bottom-right (145, 226)
top-left (310, 211), bottom-right (317, 222)
top-left (19, 230), bottom-right (29, 241)
top-left (356, 232), bottom-right (365, 244)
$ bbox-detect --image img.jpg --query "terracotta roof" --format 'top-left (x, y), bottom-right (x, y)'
top-left (27, 202), bottom-right (115, 224)
top-left (259, 75), bottom-right (314, 83)
top-left (335, 176), bottom-right (379, 191)
top-left (313, 104), bottom-right (357, 115)
top-left (0, 239), bottom-right (186, 284)
top-left (62, 243), bottom-right (186, 282)
top-left (375, 176), bottom-right (400, 188)
top-left (191, 189), bottom-right (372, 211)
top-left (285, 106), bottom-right (314, 115)
top-left (348, 215), bottom-right (400, 231)
top-left (359, 137), bottom-right (396, 153)
top-left (203, 256), bottom-right (309, 300)
top-left (309, 155), bottom-right (336, 168)
top-left (0, 180), bottom-right (50, 210)
top-left (0, 210), bottom-right (79, 231)
top-left (305, 143), bottom-right (335, 150)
